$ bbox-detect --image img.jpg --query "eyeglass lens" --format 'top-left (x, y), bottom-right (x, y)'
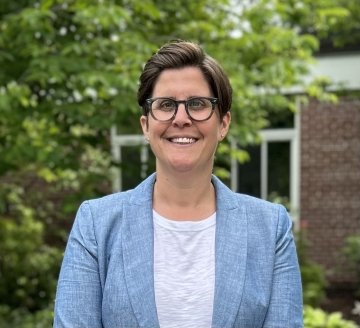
top-left (149, 97), bottom-right (215, 121)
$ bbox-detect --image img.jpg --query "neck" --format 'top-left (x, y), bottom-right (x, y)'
top-left (153, 171), bottom-right (216, 221)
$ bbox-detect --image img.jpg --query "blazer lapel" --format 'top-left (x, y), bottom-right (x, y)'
top-left (122, 174), bottom-right (160, 328)
top-left (211, 177), bottom-right (248, 328)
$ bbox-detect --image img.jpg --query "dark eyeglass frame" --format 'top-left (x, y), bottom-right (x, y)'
top-left (145, 97), bottom-right (219, 122)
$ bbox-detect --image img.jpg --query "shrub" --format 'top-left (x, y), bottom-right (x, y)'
top-left (297, 228), bottom-right (327, 306)
top-left (0, 183), bottom-right (62, 327)
top-left (0, 215), bottom-right (62, 312)
top-left (342, 235), bottom-right (360, 298)
top-left (0, 304), bottom-right (54, 328)
top-left (301, 261), bottom-right (328, 307)
top-left (304, 306), bottom-right (359, 328)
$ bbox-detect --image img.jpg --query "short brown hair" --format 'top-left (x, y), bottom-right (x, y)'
top-left (137, 40), bottom-right (232, 119)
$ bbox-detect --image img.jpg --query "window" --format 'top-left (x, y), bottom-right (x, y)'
top-left (110, 127), bottom-right (155, 192)
top-left (231, 114), bottom-right (300, 226)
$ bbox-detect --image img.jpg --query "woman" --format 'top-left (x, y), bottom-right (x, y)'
top-left (54, 40), bottom-right (303, 328)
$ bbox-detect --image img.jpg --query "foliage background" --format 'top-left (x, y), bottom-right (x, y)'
top-left (0, 0), bottom-right (359, 326)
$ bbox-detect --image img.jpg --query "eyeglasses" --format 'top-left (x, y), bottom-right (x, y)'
top-left (145, 97), bottom-right (218, 122)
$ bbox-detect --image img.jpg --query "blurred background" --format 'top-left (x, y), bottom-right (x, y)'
top-left (0, 0), bottom-right (359, 326)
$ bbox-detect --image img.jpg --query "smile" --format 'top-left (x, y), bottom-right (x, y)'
top-left (168, 137), bottom-right (197, 144)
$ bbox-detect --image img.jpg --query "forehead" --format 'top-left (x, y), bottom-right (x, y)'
top-left (152, 66), bottom-right (211, 97)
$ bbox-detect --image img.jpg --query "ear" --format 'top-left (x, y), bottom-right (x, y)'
top-left (140, 115), bottom-right (149, 139)
top-left (219, 111), bottom-right (231, 141)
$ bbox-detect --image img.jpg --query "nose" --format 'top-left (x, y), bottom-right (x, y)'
top-left (172, 103), bottom-right (192, 127)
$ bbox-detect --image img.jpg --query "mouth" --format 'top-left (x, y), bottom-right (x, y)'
top-left (167, 137), bottom-right (198, 145)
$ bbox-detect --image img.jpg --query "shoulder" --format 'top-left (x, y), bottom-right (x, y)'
top-left (72, 174), bottom-right (156, 238)
top-left (236, 193), bottom-right (285, 219)
top-left (84, 189), bottom-right (131, 219)
top-left (81, 173), bottom-right (156, 221)
top-left (212, 175), bottom-right (291, 234)
top-left (69, 190), bottom-right (131, 247)
top-left (212, 174), bottom-right (285, 216)
top-left (235, 193), bottom-right (290, 234)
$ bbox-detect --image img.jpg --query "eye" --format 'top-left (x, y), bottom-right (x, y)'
top-left (158, 99), bottom-right (176, 111)
top-left (188, 98), bottom-right (206, 110)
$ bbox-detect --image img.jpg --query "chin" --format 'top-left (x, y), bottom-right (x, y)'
top-left (170, 163), bottom-right (195, 173)
top-left (170, 160), bottom-right (212, 174)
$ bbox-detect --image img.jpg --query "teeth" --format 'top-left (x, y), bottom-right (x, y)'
top-left (170, 137), bottom-right (196, 144)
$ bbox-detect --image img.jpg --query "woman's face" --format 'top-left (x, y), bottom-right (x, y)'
top-left (140, 66), bottom-right (231, 175)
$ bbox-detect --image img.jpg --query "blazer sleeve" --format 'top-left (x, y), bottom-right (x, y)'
top-left (53, 201), bottom-right (103, 328)
top-left (263, 205), bottom-right (304, 328)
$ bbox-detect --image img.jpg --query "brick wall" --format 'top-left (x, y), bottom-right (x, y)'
top-left (301, 98), bottom-right (360, 284)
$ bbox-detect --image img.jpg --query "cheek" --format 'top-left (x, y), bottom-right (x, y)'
top-left (145, 120), bottom-right (168, 141)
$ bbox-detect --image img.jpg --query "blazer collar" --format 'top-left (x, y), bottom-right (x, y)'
top-left (122, 174), bottom-right (247, 328)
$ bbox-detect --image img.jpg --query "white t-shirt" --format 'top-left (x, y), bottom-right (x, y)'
top-left (153, 210), bottom-right (216, 328)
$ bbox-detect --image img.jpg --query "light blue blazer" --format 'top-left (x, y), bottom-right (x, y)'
top-left (54, 173), bottom-right (303, 327)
